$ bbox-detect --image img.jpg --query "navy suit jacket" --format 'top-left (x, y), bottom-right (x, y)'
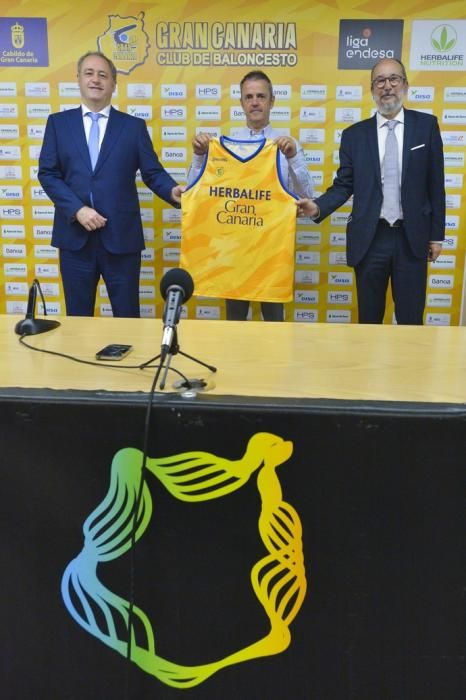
top-left (315, 108), bottom-right (445, 267)
top-left (38, 106), bottom-right (178, 254)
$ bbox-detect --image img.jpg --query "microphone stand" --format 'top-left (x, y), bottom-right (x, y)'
top-left (15, 279), bottom-right (61, 336)
top-left (140, 327), bottom-right (217, 391)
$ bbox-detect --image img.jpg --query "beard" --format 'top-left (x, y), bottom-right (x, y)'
top-left (376, 92), bottom-right (404, 117)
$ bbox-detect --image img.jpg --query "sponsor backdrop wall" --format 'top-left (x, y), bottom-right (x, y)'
top-left (1, 1), bottom-right (466, 324)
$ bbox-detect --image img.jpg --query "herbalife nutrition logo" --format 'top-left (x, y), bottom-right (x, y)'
top-left (421, 24), bottom-right (463, 67)
top-left (431, 25), bottom-right (457, 52)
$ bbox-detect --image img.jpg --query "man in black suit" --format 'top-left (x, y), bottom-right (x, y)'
top-left (297, 58), bottom-right (445, 325)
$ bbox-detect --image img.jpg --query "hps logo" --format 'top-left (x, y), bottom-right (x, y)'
top-left (431, 25), bottom-right (457, 52)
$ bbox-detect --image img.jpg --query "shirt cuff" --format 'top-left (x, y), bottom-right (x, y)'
top-left (192, 153), bottom-right (205, 168)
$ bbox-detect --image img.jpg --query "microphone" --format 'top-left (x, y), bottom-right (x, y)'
top-left (160, 268), bottom-right (194, 358)
top-left (15, 279), bottom-right (61, 335)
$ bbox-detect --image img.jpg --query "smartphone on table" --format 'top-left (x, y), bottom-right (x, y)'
top-left (95, 344), bottom-right (133, 361)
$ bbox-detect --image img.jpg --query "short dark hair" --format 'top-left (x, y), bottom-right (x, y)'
top-left (371, 57), bottom-right (407, 82)
top-left (240, 71), bottom-right (273, 98)
top-left (77, 51), bottom-right (117, 82)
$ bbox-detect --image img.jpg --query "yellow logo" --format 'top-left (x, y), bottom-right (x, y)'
top-left (11, 22), bottom-right (24, 49)
top-left (97, 12), bottom-right (149, 75)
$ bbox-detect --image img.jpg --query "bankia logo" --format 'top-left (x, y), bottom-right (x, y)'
top-left (62, 435), bottom-right (307, 689)
top-left (161, 147), bottom-right (186, 162)
top-left (338, 20), bottom-right (404, 69)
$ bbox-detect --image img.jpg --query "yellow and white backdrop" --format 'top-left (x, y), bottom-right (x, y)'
top-left (1, 1), bottom-right (466, 324)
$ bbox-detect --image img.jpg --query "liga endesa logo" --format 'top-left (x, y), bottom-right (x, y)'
top-left (338, 19), bottom-right (404, 69)
top-left (62, 433), bottom-right (307, 689)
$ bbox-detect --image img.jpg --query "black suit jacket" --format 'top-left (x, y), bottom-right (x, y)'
top-left (315, 108), bottom-right (445, 267)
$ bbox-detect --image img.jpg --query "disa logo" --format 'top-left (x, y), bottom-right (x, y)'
top-left (98, 12), bottom-right (149, 74)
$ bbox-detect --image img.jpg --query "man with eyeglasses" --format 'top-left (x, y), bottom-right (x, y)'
top-left (297, 58), bottom-right (445, 325)
top-left (186, 70), bottom-right (313, 321)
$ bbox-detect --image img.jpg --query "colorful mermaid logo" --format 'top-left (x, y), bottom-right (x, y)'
top-left (62, 432), bottom-right (307, 688)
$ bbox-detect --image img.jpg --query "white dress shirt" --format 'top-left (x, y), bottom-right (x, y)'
top-left (81, 104), bottom-right (111, 148)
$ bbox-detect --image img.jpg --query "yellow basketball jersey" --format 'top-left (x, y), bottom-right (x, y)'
top-left (181, 137), bottom-right (298, 302)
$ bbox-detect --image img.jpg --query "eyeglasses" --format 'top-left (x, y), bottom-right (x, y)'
top-left (372, 74), bottom-right (405, 89)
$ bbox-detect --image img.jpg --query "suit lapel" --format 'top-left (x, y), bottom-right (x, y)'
top-left (401, 108), bottom-right (415, 186)
top-left (367, 114), bottom-right (382, 189)
top-left (94, 107), bottom-right (125, 172)
top-left (67, 107), bottom-right (92, 170)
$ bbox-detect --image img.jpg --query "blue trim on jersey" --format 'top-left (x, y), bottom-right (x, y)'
top-left (184, 149), bottom-right (209, 192)
top-left (275, 148), bottom-right (299, 200)
top-left (220, 135), bottom-right (266, 162)
top-left (184, 136), bottom-right (299, 201)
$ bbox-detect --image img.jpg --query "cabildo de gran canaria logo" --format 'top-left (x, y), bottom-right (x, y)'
top-left (11, 21), bottom-right (24, 49)
top-left (62, 432), bottom-right (307, 689)
top-left (97, 12), bottom-right (149, 74)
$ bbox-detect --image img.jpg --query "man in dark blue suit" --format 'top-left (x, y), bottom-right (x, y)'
top-left (39, 51), bottom-right (183, 317)
top-left (297, 58), bottom-right (445, 325)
